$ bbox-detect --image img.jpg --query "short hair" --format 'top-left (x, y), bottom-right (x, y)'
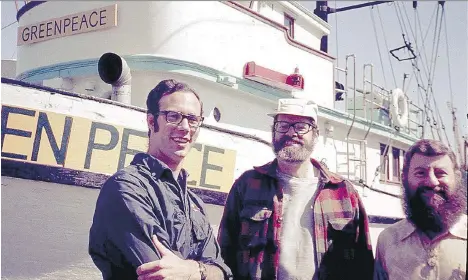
top-left (146, 79), bottom-right (203, 132)
top-left (146, 79), bottom-right (203, 115)
top-left (402, 139), bottom-right (460, 181)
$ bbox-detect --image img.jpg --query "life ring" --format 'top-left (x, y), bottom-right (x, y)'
top-left (390, 88), bottom-right (409, 127)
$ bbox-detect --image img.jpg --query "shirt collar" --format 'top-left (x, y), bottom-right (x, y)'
top-left (449, 214), bottom-right (467, 239)
top-left (130, 153), bottom-right (189, 180)
top-left (398, 219), bottom-right (418, 241)
top-left (399, 214), bottom-right (468, 241)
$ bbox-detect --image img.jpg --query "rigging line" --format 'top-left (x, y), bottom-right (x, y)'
top-left (419, 5), bottom-right (441, 139)
top-left (393, 2), bottom-right (423, 95)
top-left (401, 1), bottom-right (432, 78)
top-left (427, 7), bottom-right (448, 144)
top-left (415, 6), bottom-right (439, 81)
top-left (335, 0), bottom-right (340, 81)
top-left (411, 57), bottom-right (441, 141)
top-left (376, 5), bottom-right (398, 88)
top-left (370, 7), bottom-right (388, 88)
top-left (412, 55), bottom-right (435, 139)
top-left (443, 7), bottom-right (454, 105)
top-left (400, 2), bottom-right (417, 45)
top-left (429, 7), bottom-right (444, 84)
top-left (1, 20), bottom-right (17, 30)
top-left (393, 3), bottom-right (421, 110)
top-left (412, 64), bottom-right (436, 137)
top-left (427, 4), bottom-right (441, 87)
top-left (401, 4), bottom-right (431, 86)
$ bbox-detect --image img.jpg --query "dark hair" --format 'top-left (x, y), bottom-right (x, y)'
top-left (146, 79), bottom-right (203, 132)
top-left (402, 139), bottom-right (460, 182)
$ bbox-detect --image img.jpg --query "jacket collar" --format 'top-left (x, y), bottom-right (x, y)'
top-left (253, 158), bottom-right (344, 184)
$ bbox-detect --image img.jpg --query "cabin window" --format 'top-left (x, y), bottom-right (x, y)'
top-left (380, 143), bottom-right (390, 181)
top-left (284, 13), bottom-right (295, 38)
top-left (392, 147), bottom-right (401, 182)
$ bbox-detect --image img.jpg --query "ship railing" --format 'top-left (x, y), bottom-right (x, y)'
top-left (334, 60), bottom-right (424, 139)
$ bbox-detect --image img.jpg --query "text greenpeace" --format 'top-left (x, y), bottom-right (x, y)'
top-left (17, 5), bottom-right (117, 46)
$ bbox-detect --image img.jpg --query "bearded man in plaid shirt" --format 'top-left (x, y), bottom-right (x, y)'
top-left (218, 98), bottom-right (374, 280)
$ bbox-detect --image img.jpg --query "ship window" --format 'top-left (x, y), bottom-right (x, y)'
top-left (380, 143), bottom-right (390, 181)
top-left (392, 147), bottom-right (401, 182)
top-left (213, 107), bottom-right (221, 122)
top-left (284, 13), bottom-right (295, 38)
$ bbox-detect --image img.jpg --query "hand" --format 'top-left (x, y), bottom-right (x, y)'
top-left (136, 235), bottom-right (201, 280)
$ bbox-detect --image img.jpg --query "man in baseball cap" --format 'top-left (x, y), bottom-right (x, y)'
top-left (218, 98), bottom-right (374, 279)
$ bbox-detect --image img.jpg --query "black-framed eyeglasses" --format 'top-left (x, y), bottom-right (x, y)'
top-left (157, 110), bottom-right (204, 128)
top-left (273, 121), bottom-right (316, 135)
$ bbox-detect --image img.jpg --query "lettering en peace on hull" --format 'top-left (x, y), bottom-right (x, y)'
top-left (1, 105), bottom-right (237, 193)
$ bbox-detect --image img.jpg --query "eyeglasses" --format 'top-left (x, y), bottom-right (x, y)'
top-left (273, 121), bottom-right (316, 135)
top-left (157, 110), bottom-right (204, 128)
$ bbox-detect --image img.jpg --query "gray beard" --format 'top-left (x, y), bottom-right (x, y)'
top-left (276, 146), bottom-right (312, 163)
top-left (273, 135), bottom-right (315, 163)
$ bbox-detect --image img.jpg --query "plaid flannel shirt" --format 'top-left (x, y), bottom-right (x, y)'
top-left (217, 158), bottom-right (374, 280)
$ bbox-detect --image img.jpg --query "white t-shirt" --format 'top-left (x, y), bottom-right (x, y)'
top-left (277, 168), bottom-right (319, 280)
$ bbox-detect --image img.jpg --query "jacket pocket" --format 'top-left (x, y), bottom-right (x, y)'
top-left (239, 206), bottom-right (272, 249)
top-left (326, 217), bottom-right (356, 261)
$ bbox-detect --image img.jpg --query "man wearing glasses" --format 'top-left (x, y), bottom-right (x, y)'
top-left (89, 79), bottom-right (232, 280)
top-left (217, 98), bottom-right (374, 279)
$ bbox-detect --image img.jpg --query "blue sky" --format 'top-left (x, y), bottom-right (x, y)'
top-left (1, 1), bottom-right (467, 146)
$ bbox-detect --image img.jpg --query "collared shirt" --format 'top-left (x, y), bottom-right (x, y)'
top-left (89, 153), bottom-right (232, 280)
top-left (373, 215), bottom-right (467, 280)
top-left (217, 158), bottom-right (374, 280)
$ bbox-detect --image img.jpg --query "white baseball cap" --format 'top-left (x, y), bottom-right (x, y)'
top-left (268, 98), bottom-right (318, 122)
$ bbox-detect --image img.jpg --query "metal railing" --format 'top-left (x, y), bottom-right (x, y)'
top-left (334, 56), bottom-right (424, 139)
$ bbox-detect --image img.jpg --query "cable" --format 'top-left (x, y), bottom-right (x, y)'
top-left (415, 5), bottom-right (438, 82)
top-left (335, 0), bottom-right (340, 82)
top-left (376, 5), bottom-right (398, 88)
top-left (443, 5), bottom-right (454, 105)
top-left (1, 20), bottom-right (17, 30)
top-left (370, 7), bottom-right (388, 88)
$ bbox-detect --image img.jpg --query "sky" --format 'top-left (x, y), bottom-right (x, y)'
top-left (300, 1), bottom-right (467, 147)
top-left (1, 1), bottom-right (467, 147)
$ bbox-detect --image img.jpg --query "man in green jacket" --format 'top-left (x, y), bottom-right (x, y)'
top-left (218, 98), bottom-right (374, 279)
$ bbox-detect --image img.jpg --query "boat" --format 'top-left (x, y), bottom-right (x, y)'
top-left (1, 1), bottom-right (466, 279)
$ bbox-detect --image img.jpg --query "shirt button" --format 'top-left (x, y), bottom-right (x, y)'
top-left (427, 258), bottom-right (436, 267)
top-left (151, 172), bottom-right (156, 176)
top-left (428, 250), bottom-right (436, 257)
top-left (277, 217), bottom-right (283, 223)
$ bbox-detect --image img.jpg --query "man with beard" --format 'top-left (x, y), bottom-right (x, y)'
top-left (218, 98), bottom-right (374, 280)
top-left (373, 139), bottom-right (467, 280)
top-left (89, 79), bottom-right (232, 280)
